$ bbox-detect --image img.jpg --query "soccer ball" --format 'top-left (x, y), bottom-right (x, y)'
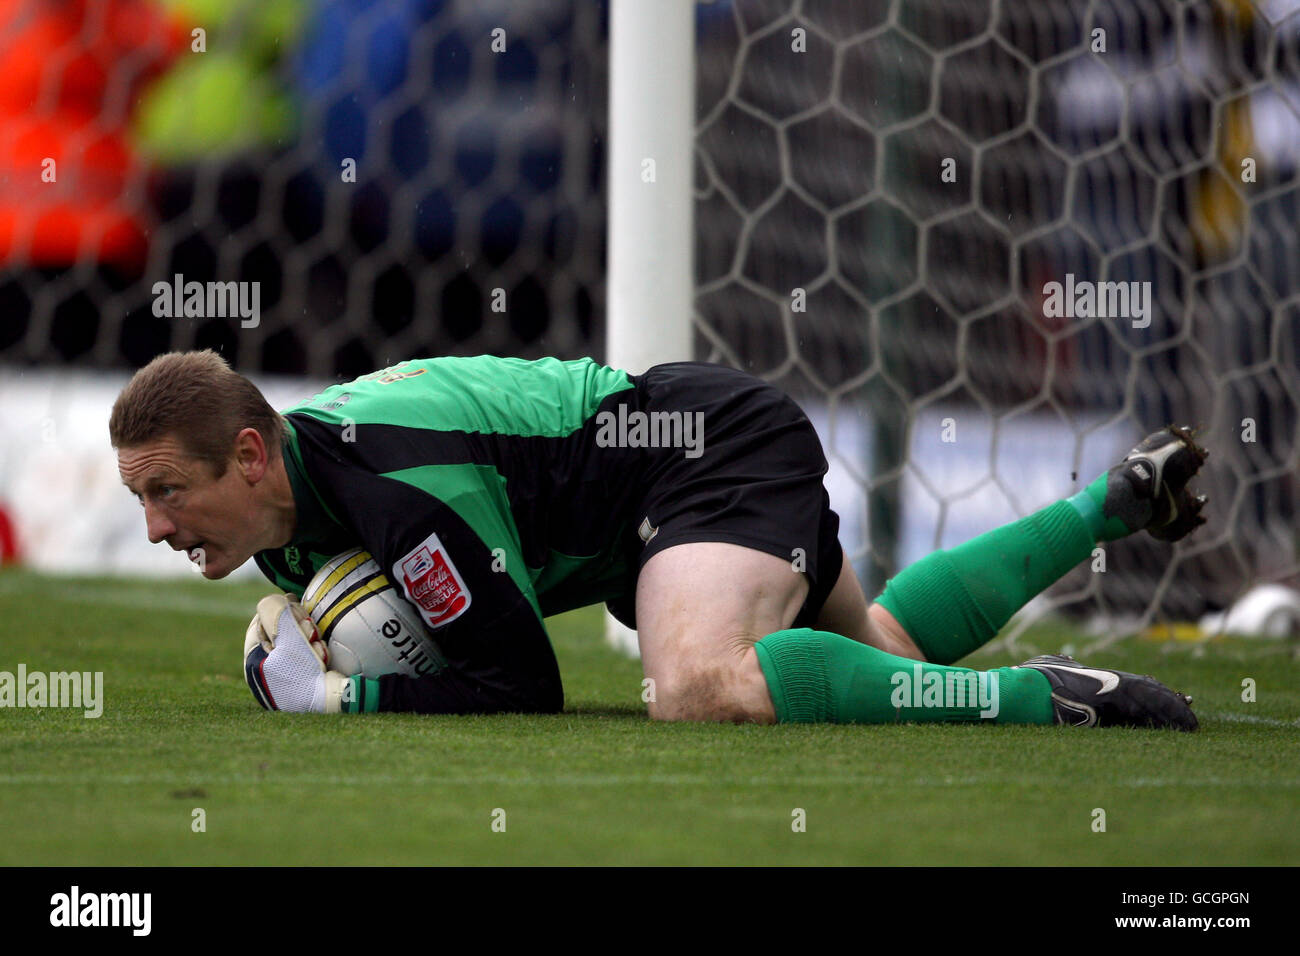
top-left (300, 549), bottom-right (446, 679)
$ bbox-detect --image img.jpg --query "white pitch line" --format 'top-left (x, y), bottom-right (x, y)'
top-left (0, 773), bottom-right (1296, 789)
top-left (1204, 712), bottom-right (1300, 729)
top-left (0, 579), bottom-right (253, 619)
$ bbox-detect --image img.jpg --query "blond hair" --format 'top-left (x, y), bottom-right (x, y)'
top-left (109, 350), bottom-right (284, 476)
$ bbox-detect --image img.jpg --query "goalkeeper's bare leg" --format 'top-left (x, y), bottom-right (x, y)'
top-left (814, 545), bottom-right (923, 659)
top-left (637, 426), bottom-right (1206, 730)
top-left (635, 541), bottom-right (800, 723)
top-left (636, 542), bottom-right (921, 720)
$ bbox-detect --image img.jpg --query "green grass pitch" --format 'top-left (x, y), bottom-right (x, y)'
top-left (1, 567), bottom-right (1296, 865)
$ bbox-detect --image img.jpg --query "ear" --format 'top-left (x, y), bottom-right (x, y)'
top-left (233, 427), bottom-right (270, 483)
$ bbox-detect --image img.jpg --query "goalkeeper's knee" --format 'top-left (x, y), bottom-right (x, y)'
top-left (645, 646), bottom-right (775, 723)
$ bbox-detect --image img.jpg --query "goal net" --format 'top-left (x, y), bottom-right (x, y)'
top-left (0, 0), bottom-right (1296, 643)
top-left (692, 0), bottom-right (1300, 644)
top-left (0, 0), bottom-right (608, 377)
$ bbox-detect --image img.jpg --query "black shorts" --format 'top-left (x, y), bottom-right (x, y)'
top-left (605, 362), bottom-right (843, 631)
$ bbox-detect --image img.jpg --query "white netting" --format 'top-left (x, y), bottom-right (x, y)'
top-left (2, 0), bottom-right (1297, 639)
top-left (693, 0), bottom-right (1300, 640)
top-left (0, 0), bottom-right (606, 378)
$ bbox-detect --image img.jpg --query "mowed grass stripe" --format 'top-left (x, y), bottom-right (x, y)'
top-left (0, 568), bottom-right (1297, 865)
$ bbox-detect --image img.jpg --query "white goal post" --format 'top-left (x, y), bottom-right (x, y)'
top-left (604, 0), bottom-right (697, 654)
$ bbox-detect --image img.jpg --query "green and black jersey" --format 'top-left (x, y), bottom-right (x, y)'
top-left (255, 355), bottom-right (647, 713)
top-left (254, 355), bottom-right (843, 714)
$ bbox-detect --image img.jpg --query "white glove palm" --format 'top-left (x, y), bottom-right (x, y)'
top-left (243, 594), bottom-right (350, 713)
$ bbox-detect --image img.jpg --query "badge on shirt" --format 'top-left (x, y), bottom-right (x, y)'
top-left (396, 532), bottom-right (472, 629)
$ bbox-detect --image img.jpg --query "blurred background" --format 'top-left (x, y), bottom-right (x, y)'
top-left (0, 0), bottom-right (1297, 644)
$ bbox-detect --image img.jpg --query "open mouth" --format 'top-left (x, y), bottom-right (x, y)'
top-left (186, 543), bottom-right (206, 562)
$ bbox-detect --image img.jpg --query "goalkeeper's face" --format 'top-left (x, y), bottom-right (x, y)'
top-left (117, 432), bottom-right (275, 579)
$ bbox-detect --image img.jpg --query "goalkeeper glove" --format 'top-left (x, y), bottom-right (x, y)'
top-left (243, 594), bottom-right (351, 713)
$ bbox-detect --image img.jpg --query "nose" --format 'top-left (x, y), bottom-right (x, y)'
top-left (144, 500), bottom-right (177, 545)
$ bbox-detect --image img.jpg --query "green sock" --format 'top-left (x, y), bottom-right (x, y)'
top-left (876, 498), bottom-right (1099, 665)
top-left (1067, 471), bottom-right (1148, 542)
top-left (753, 628), bottom-right (1054, 725)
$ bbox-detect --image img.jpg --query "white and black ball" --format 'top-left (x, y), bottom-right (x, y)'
top-left (300, 549), bottom-right (446, 679)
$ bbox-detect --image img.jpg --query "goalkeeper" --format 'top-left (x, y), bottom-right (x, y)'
top-left (112, 351), bottom-right (1207, 729)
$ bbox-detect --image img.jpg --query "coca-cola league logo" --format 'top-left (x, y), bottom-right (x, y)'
top-left (398, 534), bottom-right (471, 628)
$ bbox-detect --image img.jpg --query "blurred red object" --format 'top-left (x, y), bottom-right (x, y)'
top-left (0, 502), bottom-right (19, 564)
top-left (0, 0), bottom-right (186, 271)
